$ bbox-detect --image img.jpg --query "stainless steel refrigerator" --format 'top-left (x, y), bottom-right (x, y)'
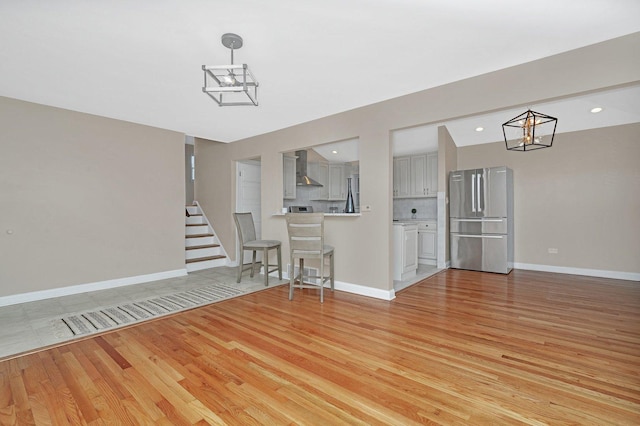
top-left (449, 166), bottom-right (513, 274)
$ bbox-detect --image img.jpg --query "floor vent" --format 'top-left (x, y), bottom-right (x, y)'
top-left (288, 264), bottom-right (320, 284)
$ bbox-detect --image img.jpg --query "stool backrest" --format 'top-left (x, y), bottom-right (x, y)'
top-left (234, 212), bottom-right (257, 244)
top-left (285, 213), bottom-right (324, 259)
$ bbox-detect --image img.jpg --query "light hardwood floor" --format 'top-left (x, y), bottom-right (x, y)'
top-left (1, 269), bottom-right (639, 425)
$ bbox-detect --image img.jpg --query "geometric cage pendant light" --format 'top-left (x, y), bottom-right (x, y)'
top-left (502, 109), bottom-right (557, 151)
top-left (202, 33), bottom-right (259, 106)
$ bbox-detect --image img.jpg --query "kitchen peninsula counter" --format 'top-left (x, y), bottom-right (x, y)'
top-left (273, 212), bottom-right (361, 217)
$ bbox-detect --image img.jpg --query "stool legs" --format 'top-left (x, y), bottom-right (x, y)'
top-left (236, 255), bottom-right (243, 283)
top-left (330, 252), bottom-right (335, 291)
top-left (319, 257), bottom-right (324, 303)
top-left (263, 248), bottom-right (269, 286)
top-left (250, 250), bottom-right (257, 278)
top-left (277, 246), bottom-right (282, 280)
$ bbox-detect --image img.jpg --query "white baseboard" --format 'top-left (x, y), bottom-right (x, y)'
top-left (0, 269), bottom-right (188, 307)
top-left (275, 270), bottom-right (395, 301)
top-left (514, 262), bottom-right (640, 282)
top-left (333, 280), bottom-right (396, 300)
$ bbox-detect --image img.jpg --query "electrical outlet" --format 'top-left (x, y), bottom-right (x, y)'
top-left (362, 205), bottom-right (372, 212)
top-left (548, 248), bottom-right (558, 254)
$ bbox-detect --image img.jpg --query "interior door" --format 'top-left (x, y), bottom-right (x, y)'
top-left (237, 160), bottom-right (262, 264)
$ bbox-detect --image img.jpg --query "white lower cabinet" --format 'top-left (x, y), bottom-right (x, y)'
top-left (393, 223), bottom-right (418, 281)
top-left (417, 221), bottom-right (437, 265)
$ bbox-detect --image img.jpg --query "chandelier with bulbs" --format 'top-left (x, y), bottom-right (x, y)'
top-left (202, 33), bottom-right (259, 106)
top-left (502, 109), bottom-right (557, 151)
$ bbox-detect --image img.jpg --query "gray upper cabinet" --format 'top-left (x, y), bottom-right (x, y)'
top-left (309, 162), bottom-right (329, 200)
top-left (328, 163), bottom-right (347, 200)
top-left (393, 157), bottom-right (411, 198)
top-left (283, 156), bottom-right (296, 200)
top-left (394, 152), bottom-right (437, 198)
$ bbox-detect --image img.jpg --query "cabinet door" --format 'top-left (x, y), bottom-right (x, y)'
top-left (328, 163), bottom-right (345, 200)
top-left (283, 156), bottom-right (296, 200)
top-left (309, 162), bottom-right (329, 200)
top-left (418, 231), bottom-right (437, 260)
top-left (426, 152), bottom-right (438, 197)
top-left (403, 227), bottom-right (418, 272)
top-left (410, 154), bottom-right (427, 197)
top-left (393, 157), bottom-right (410, 198)
top-left (318, 162), bottom-right (329, 199)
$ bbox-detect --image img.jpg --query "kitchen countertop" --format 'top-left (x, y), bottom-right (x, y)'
top-left (393, 218), bottom-right (437, 223)
top-left (393, 222), bottom-right (418, 227)
top-left (273, 212), bottom-right (361, 217)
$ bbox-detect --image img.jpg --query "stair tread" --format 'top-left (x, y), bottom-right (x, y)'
top-left (186, 223), bottom-right (208, 227)
top-left (186, 244), bottom-right (220, 250)
top-left (186, 255), bottom-right (225, 264)
top-left (186, 233), bottom-right (214, 238)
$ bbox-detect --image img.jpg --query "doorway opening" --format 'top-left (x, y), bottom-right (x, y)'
top-left (236, 158), bottom-right (262, 265)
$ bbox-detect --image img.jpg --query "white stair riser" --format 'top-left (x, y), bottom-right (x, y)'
top-left (185, 246), bottom-right (222, 260)
top-left (186, 216), bottom-right (205, 225)
top-left (185, 236), bottom-right (217, 247)
top-left (186, 258), bottom-right (227, 272)
top-left (186, 225), bottom-right (210, 236)
top-left (185, 203), bottom-right (228, 271)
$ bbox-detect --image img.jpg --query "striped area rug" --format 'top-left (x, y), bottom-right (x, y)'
top-left (52, 284), bottom-right (245, 338)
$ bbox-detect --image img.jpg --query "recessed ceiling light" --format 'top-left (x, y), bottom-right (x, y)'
top-left (475, 127), bottom-right (484, 132)
top-left (332, 150), bottom-right (338, 154)
top-left (590, 107), bottom-right (603, 113)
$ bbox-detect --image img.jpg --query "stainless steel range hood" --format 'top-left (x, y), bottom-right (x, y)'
top-left (295, 150), bottom-right (323, 186)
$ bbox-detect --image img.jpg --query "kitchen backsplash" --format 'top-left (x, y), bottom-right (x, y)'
top-left (394, 197), bottom-right (437, 220)
top-left (283, 186), bottom-right (352, 213)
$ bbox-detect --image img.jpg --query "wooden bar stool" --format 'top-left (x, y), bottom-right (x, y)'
top-left (233, 212), bottom-right (282, 286)
top-left (285, 213), bottom-right (334, 302)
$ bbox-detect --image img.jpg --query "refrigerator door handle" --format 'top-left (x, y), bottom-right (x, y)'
top-left (454, 234), bottom-right (504, 239)
top-left (471, 173), bottom-right (476, 213)
top-left (477, 172), bottom-right (483, 212)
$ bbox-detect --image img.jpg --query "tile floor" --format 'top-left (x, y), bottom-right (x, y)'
top-left (1, 265), bottom-right (442, 360)
top-left (0, 266), bottom-right (288, 360)
top-left (394, 264), bottom-right (443, 293)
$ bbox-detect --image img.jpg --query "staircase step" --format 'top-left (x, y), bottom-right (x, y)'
top-left (186, 244), bottom-right (220, 250)
top-left (184, 204), bottom-right (227, 271)
top-left (186, 233), bottom-right (214, 238)
top-left (186, 216), bottom-right (205, 225)
top-left (186, 255), bottom-right (226, 264)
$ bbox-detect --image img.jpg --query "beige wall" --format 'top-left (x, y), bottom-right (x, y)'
top-left (457, 124), bottom-right (640, 274)
top-left (0, 35), bottom-right (635, 301)
top-left (0, 97), bottom-right (185, 298)
top-left (196, 33), bottom-right (640, 291)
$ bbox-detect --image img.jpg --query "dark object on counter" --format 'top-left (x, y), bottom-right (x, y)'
top-left (345, 177), bottom-right (355, 213)
top-left (289, 206), bottom-right (313, 213)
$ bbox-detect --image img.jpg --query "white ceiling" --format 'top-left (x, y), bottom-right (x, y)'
top-left (1, 1), bottom-right (639, 146)
top-left (392, 84), bottom-right (640, 156)
top-left (312, 138), bottom-right (360, 164)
